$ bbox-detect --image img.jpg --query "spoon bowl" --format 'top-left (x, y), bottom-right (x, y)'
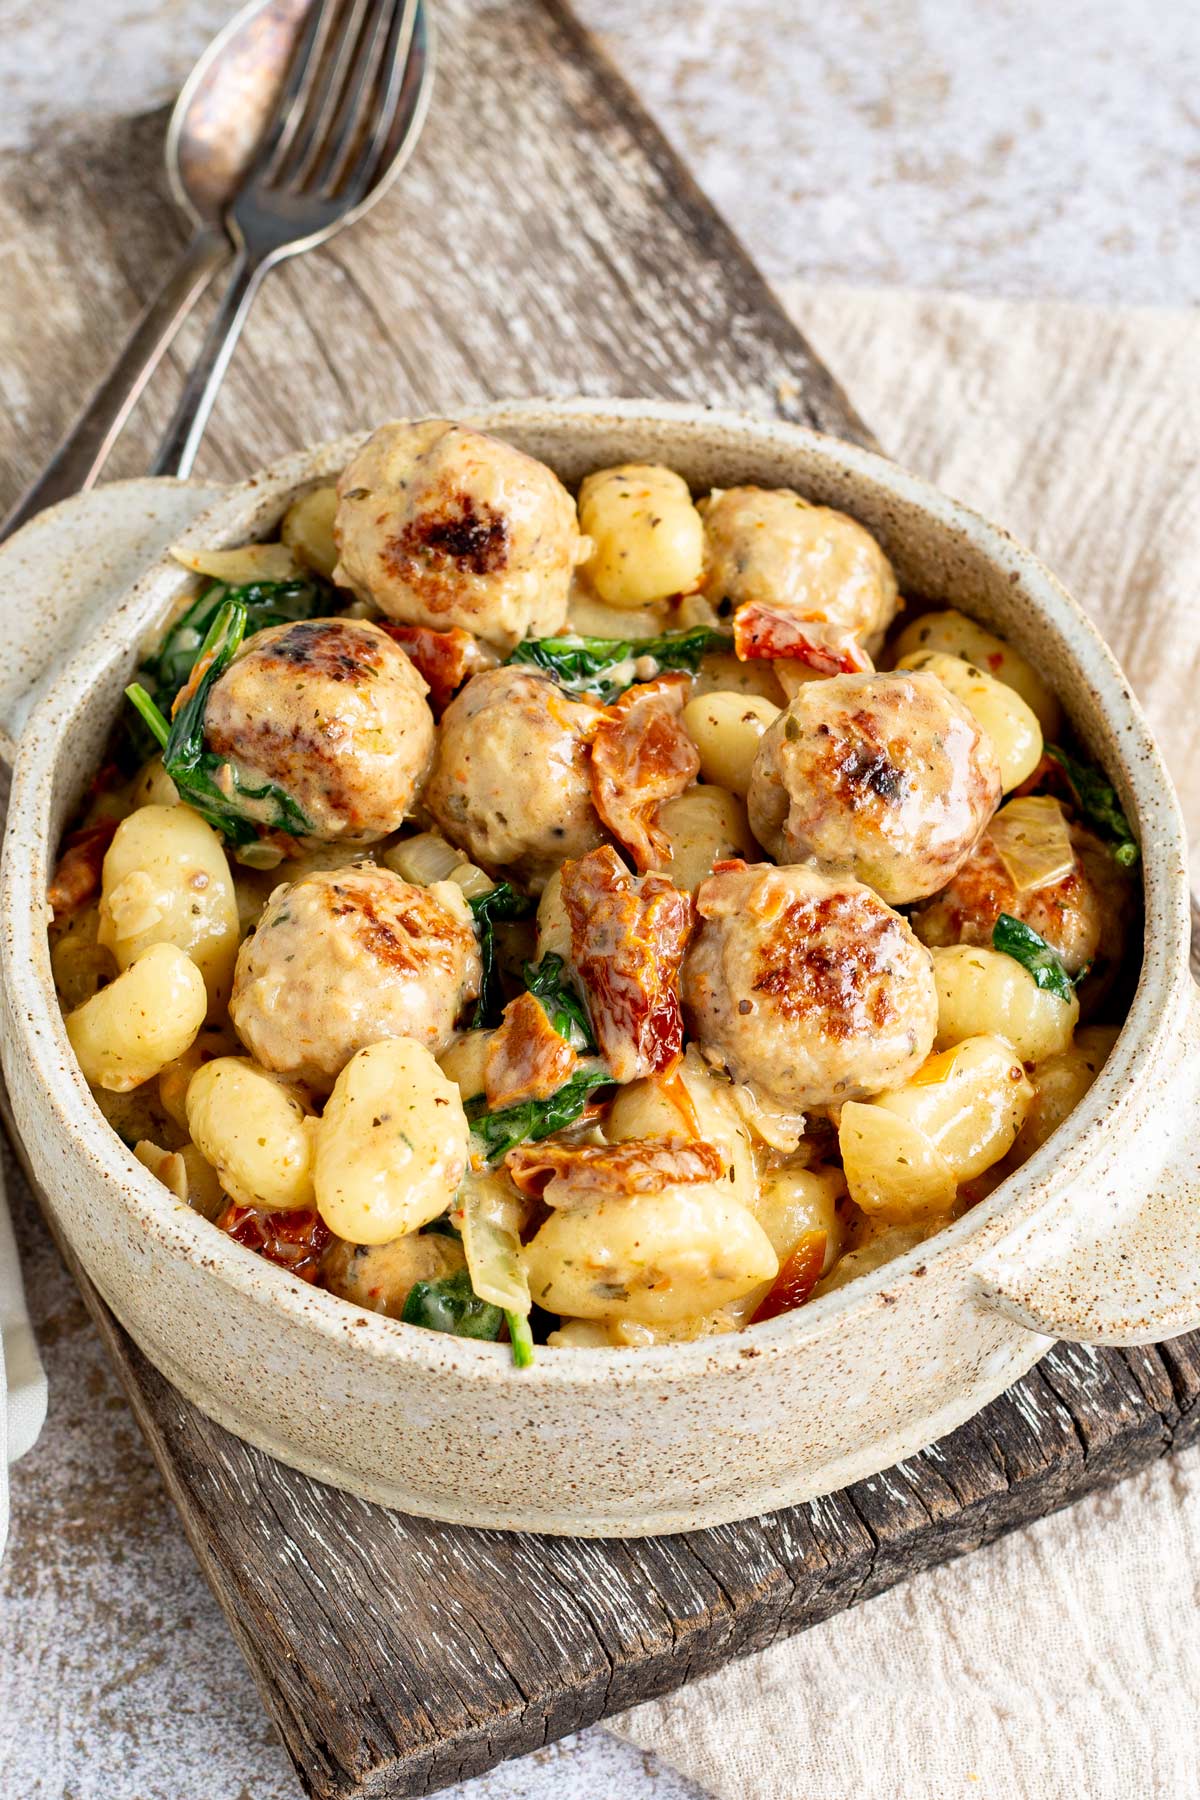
top-left (1, 0), bottom-right (433, 535)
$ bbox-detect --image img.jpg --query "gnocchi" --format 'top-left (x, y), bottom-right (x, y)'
top-left (871, 1035), bottom-right (1033, 1180)
top-left (749, 1164), bottom-right (847, 1268)
top-left (897, 649), bottom-right (1042, 791)
top-left (49, 419), bottom-right (1139, 1361)
top-left (682, 691), bottom-right (780, 798)
top-left (313, 1039), bottom-right (471, 1245)
top-left (890, 608), bottom-right (1062, 737)
top-left (97, 803), bottom-right (239, 1014)
top-left (523, 1187), bottom-right (777, 1325)
top-left (650, 785), bottom-right (759, 892)
top-left (1013, 1024), bottom-right (1119, 1159)
top-left (932, 945), bottom-right (1079, 1061)
top-left (66, 942), bottom-right (207, 1092)
top-left (607, 1047), bottom-right (759, 1213)
top-left (186, 1056), bottom-right (317, 1211)
top-left (577, 464), bottom-right (706, 608)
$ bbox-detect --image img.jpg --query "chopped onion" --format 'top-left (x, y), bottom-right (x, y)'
top-left (460, 1171), bottom-right (531, 1315)
top-left (170, 541), bottom-right (301, 584)
top-left (450, 861), bottom-right (496, 901)
top-left (728, 1081), bottom-right (806, 1152)
top-left (988, 795), bottom-right (1075, 893)
top-left (838, 1103), bottom-right (957, 1221)
top-left (383, 831), bottom-right (463, 886)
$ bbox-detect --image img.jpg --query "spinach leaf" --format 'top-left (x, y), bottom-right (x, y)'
top-left (419, 1214), bottom-right (462, 1240)
top-left (992, 912), bottom-right (1075, 1003)
top-left (468, 882), bottom-right (536, 1028)
top-left (508, 625), bottom-right (731, 702)
top-left (523, 951), bottom-right (594, 1051)
top-left (1044, 744), bottom-right (1139, 868)
top-left (466, 1067), bottom-right (612, 1164)
top-left (140, 576), bottom-right (332, 716)
top-left (401, 1267), bottom-right (503, 1340)
top-left (126, 599), bottom-right (313, 847)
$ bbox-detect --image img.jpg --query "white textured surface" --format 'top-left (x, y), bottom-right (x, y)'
top-left (0, 4), bottom-right (1196, 1799)
top-left (2, 0), bottom-right (1197, 301)
top-left (581, 0), bottom-right (1200, 305)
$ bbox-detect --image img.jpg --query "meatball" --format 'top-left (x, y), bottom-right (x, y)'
top-left (322, 1231), bottom-right (466, 1320)
top-left (423, 666), bottom-right (608, 894)
top-left (912, 823), bottom-right (1128, 978)
top-left (699, 486), bottom-right (899, 652)
top-left (747, 671), bottom-right (1002, 905)
top-left (204, 618), bottom-right (434, 844)
top-left (682, 863), bottom-right (937, 1109)
top-left (230, 866), bottom-right (481, 1091)
top-left (333, 419), bottom-right (582, 650)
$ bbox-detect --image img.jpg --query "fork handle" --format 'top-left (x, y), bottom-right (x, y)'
top-left (1, 227), bottom-right (228, 542)
top-left (149, 248), bottom-right (271, 480)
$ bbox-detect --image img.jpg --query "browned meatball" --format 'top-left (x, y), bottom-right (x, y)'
top-left (322, 1231), bottom-right (465, 1319)
top-left (204, 618), bottom-right (434, 843)
top-left (913, 823), bottom-right (1129, 979)
top-left (333, 420), bottom-right (583, 650)
top-left (699, 486), bottom-right (899, 652)
top-left (423, 666), bottom-right (608, 894)
top-left (747, 671), bottom-right (1002, 905)
top-left (682, 862), bottom-right (937, 1109)
top-left (230, 866), bottom-right (481, 1090)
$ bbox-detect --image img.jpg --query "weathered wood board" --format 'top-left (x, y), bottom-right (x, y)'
top-left (2, 1), bottom-right (1199, 1797)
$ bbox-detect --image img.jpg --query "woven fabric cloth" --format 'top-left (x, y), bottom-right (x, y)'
top-left (611, 287), bottom-right (1200, 1800)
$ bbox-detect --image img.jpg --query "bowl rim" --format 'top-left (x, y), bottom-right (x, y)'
top-left (3, 396), bottom-right (1189, 1385)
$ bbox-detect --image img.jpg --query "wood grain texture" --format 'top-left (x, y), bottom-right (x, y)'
top-left (2, 2), bottom-right (1198, 1798)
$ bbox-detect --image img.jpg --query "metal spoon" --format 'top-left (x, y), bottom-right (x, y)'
top-left (0, 0), bottom-right (296, 539)
top-left (2, 0), bottom-right (433, 531)
top-left (151, 0), bottom-right (431, 479)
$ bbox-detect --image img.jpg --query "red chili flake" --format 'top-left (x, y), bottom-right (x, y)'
top-left (216, 1203), bottom-right (332, 1284)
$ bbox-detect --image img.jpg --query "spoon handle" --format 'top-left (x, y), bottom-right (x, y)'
top-left (0, 228), bottom-right (228, 542)
top-left (148, 249), bottom-right (270, 481)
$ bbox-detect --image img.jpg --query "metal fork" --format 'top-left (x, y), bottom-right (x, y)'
top-left (150, 0), bottom-right (428, 479)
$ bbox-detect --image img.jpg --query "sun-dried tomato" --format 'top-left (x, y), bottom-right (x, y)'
top-left (749, 1230), bottom-right (828, 1323)
top-left (732, 601), bottom-right (873, 674)
top-left (216, 1203), bottom-right (332, 1283)
top-left (378, 621), bottom-right (486, 711)
top-left (559, 846), bottom-right (694, 1083)
top-left (505, 1136), bottom-right (722, 1206)
top-left (589, 675), bottom-right (699, 871)
top-left (47, 817), bottom-right (118, 919)
top-left (484, 990), bottom-right (580, 1110)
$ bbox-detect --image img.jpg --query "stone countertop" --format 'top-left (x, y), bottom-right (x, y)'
top-left (0, 3), bottom-right (1196, 1798)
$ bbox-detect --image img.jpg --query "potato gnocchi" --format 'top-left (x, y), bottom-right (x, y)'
top-left (48, 418), bottom-right (1139, 1364)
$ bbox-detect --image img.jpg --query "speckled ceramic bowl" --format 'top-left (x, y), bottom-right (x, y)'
top-left (2, 400), bottom-right (1198, 1537)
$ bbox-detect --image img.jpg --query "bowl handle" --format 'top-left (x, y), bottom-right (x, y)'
top-left (0, 479), bottom-right (223, 763)
top-left (974, 938), bottom-right (1200, 1346)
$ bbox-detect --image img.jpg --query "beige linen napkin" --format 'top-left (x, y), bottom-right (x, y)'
top-left (611, 288), bottom-right (1200, 1800)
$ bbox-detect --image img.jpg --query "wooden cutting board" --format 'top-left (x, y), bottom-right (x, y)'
top-left (4, 2), bottom-right (1200, 1795)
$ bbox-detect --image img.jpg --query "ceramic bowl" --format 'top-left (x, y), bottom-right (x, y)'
top-left (3, 400), bottom-right (1198, 1537)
